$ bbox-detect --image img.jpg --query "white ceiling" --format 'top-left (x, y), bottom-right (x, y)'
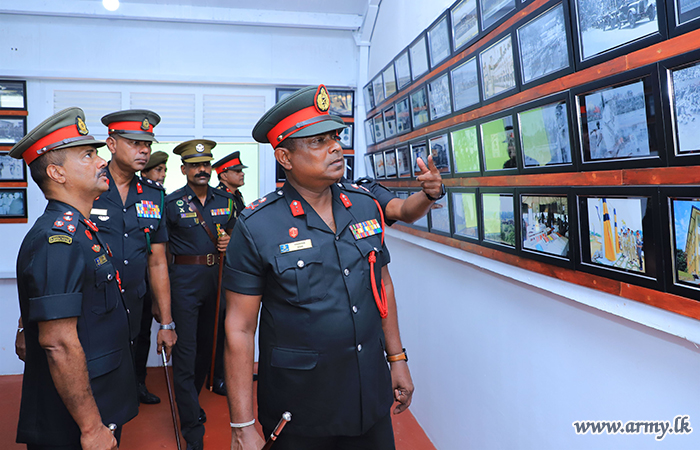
top-left (121, 0), bottom-right (370, 15)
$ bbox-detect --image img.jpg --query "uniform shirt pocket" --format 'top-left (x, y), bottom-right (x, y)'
top-left (274, 246), bottom-right (326, 305)
top-left (87, 348), bottom-right (123, 379)
top-left (270, 347), bottom-right (319, 370)
top-left (92, 262), bottom-right (120, 315)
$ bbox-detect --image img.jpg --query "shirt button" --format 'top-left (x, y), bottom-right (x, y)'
top-left (297, 260), bottom-right (305, 268)
top-left (124, 233), bottom-right (128, 238)
top-left (335, 235), bottom-right (339, 241)
top-left (126, 309), bottom-right (130, 314)
top-left (124, 260), bottom-right (129, 265)
top-left (107, 274), bottom-right (113, 281)
top-left (344, 268), bottom-right (350, 276)
top-left (121, 289), bottom-right (125, 293)
top-left (123, 208), bottom-right (127, 213)
top-left (357, 344), bottom-right (362, 352)
top-left (352, 306), bottom-right (358, 313)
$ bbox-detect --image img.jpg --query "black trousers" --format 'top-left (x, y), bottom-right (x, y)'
top-left (133, 282), bottom-right (154, 385)
top-left (262, 413), bottom-right (395, 450)
top-left (26, 426), bottom-right (122, 450)
top-left (170, 263), bottom-right (221, 444)
top-left (213, 285), bottom-right (226, 381)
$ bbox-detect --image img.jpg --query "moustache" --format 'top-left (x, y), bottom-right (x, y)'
top-left (98, 168), bottom-right (108, 178)
top-left (195, 172), bottom-right (211, 179)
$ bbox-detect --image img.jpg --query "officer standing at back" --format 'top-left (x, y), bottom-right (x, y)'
top-left (165, 139), bottom-right (237, 450)
top-left (12, 107), bottom-right (138, 449)
top-left (212, 150), bottom-right (247, 217)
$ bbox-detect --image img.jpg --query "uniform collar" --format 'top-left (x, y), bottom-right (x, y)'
top-left (46, 199), bottom-right (84, 220)
top-left (184, 183), bottom-right (214, 206)
top-left (104, 163), bottom-right (141, 208)
top-left (282, 182), bottom-right (353, 235)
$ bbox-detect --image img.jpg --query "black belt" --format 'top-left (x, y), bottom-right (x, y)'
top-left (173, 254), bottom-right (219, 266)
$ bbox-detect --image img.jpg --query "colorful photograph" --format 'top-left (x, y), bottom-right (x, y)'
top-left (411, 142), bottom-right (428, 175)
top-left (395, 97), bottom-right (412, 134)
top-left (670, 61), bottom-right (700, 154)
top-left (451, 0), bottom-right (479, 50)
top-left (451, 125), bottom-right (480, 173)
top-left (481, 115), bottom-right (516, 171)
top-left (428, 16), bottom-right (451, 67)
top-left (521, 195), bottom-right (570, 257)
top-left (451, 57), bottom-right (480, 112)
top-left (373, 152), bottom-right (386, 178)
top-left (410, 87), bottom-right (430, 127)
top-left (430, 196), bottom-right (450, 233)
top-left (410, 36), bottom-right (430, 80)
top-left (395, 52), bottom-right (412, 90)
top-left (384, 150), bottom-right (397, 177)
top-left (383, 66), bottom-right (397, 99)
top-left (480, 35), bottom-right (516, 100)
top-left (518, 100), bottom-right (572, 167)
top-left (452, 192), bottom-right (479, 239)
top-left (383, 106), bottom-right (397, 139)
top-left (517, 4), bottom-right (569, 85)
top-left (328, 90), bottom-right (354, 117)
top-left (482, 193), bottom-right (516, 246)
top-left (428, 73), bottom-right (452, 121)
top-left (397, 146), bottom-right (411, 177)
top-left (429, 133), bottom-right (451, 174)
top-left (670, 198), bottom-right (700, 286)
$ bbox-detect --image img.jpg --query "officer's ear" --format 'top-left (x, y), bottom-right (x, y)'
top-left (105, 135), bottom-right (118, 155)
top-left (181, 164), bottom-right (186, 175)
top-left (45, 162), bottom-right (67, 185)
top-left (275, 146), bottom-right (293, 171)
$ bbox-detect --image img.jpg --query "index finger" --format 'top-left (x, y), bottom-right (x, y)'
top-left (426, 154), bottom-right (440, 174)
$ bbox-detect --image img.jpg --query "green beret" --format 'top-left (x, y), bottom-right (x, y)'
top-left (143, 151), bottom-right (169, 171)
top-left (173, 139), bottom-right (216, 163)
top-left (101, 109), bottom-right (161, 142)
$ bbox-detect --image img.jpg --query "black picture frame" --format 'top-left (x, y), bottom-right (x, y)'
top-left (383, 65), bottom-right (398, 100)
top-left (363, 83), bottom-right (375, 113)
top-left (450, 122), bottom-right (482, 175)
top-left (667, 0), bottom-right (700, 36)
top-left (480, 0), bottom-right (516, 32)
top-left (0, 80), bottom-right (27, 110)
top-left (384, 149), bottom-right (398, 178)
top-left (372, 74), bottom-right (385, 107)
top-left (395, 97), bottom-right (413, 135)
top-left (428, 72), bottom-right (453, 121)
top-left (429, 195), bottom-right (452, 236)
top-left (661, 186), bottom-right (700, 300)
top-left (573, 65), bottom-right (665, 170)
top-left (364, 153), bottom-right (376, 179)
top-left (0, 151), bottom-right (27, 182)
top-left (373, 113), bottom-right (386, 143)
top-left (428, 14), bottom-right (452, 69)
top-left (410, 139), bottom-right (429, 177)
top-left (410, 34), bottom-right (430, 81)
top-left (410, 86), bottom-right (430, 129)
top-left (339, 124), bottom-right (354, 149)
top-left (479, 33), bottom-right (519, 104)
top-left (514, 2), bottom-right (574, 90)
top-left (344, 155), bottom-right (355, 180)
top-left (428, 132), bottom-right (452, 175)
top-left (576, 187), bottom-right (662, 289)
top-left (383, 105), bottom-right (398, 139)
top-left (396, 146), bottom-right (412, 178)
top-left (571, 0), bottom-right (666, 70)
top-left (275, 87), bottom-right (298, 104)
top-left (404, 188), bottom-right (430, 230)
top-left (518, 188), bottom-right (575, 267)
top-left (480, 188), bottom-right (518, 252)
top-left (328, 89), bottom-right (355, 117)
top-left (451, 0), bottom-right (480, 53)
top-left (373, 151), bottom-right (386, 179)
top-left (450, 187), bottom-right (481, 242)
top-left (450, 56), bottom-right (481, 113)
top-left (0, 116), bottom-right (26, 146)
top-left (479, 111), bottom-right (519, 174)
top-left (0, 188), bottom-right (27, 219)
top-left (364, 118), bottom-right (376, 145)
top-left (395, 51), bottom-right (413, 91)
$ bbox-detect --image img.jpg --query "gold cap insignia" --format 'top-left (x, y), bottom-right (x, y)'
top-left (315, 85), bottom-right (330, 113)
top-left (76, 117), bottom-right (89, 136)
top-left (141, 118), bottom-right (150, 131)
top-left (195, 143), bottom-right (205, 153)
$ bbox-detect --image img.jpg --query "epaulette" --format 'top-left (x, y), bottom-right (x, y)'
top-left (354, 177), bottom-right (374, 185)
top-left (212, 187), bottom-right (235, 200)
top-left (165, 187), bottom-right (186, 203)
top-left (339, 181), bottom-right (373, 196)
top-left (139, 175), bottom-right (165, 191)
top-left (51, 210), bottom-right (78, 236)
top-left (241, 189), bottom-right (285, 218)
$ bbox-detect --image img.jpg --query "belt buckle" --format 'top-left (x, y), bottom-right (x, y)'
top-left (206, 253), bottom-right (216, 266)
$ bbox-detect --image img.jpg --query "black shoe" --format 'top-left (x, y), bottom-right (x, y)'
top-left (186, 440), bottom-right (203, 450)
top-left (199, 408), bottom-right (207, 424)
top-left (211, 377), bottom-right (227, 396)
top-left (137, 382), bottom-right (161, 404)
top-left (253, 373), bottom-right (258, 382)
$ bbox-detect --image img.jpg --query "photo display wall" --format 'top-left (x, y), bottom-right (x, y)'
top-left (0, 79), bottom-right (28, 223)
top-left (364, 0), bottom-right (700, 317)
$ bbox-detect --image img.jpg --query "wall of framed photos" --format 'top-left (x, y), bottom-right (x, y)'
top-left (363, 0), bottom-right (700, 322)
top-left (0, 79), bottom-right (28, 225)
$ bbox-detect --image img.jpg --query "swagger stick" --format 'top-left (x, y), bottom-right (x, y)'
top-left (162, 351), bottom-right (183, 450)
top-left (261, 412), bottom-right (292, 450)
top-left (208, 247), bottom-right (226, 390)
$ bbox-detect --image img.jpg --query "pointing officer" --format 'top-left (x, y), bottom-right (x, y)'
top-left (224, 85), bottom-right (413, 450)
top-left (93, 110), bottom-right (177, 405)
top-left (11, 108), bottom-right (137, 449)
top-left (165, 139), bottom-right (237, 450)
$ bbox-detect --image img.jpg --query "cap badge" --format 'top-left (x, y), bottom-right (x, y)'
top-left (76, 117), bottom-right (89, 136)
top-left (196, 143), bottom-right (205, 153)
top-left (315, 85), bottom-right (330, 113)
top-left (141, 118), bottom-right (150, 131)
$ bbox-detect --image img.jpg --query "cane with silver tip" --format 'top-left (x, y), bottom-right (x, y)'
top-left (261, 412), bottom-right (291, 450)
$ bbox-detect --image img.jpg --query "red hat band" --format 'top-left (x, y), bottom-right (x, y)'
top-left (215, 158), bottom-right (242, 175)
top-left (24, 124), bottom-right (95, 165)
top-left (266, 105), bottom-right (331, 149)
top-left (107, 120), bottom-right (154, 136)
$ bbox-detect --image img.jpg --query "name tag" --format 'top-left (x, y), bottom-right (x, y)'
top-left (95, 254), bottom-right (108, 266)
top-left (279, 239), bottom-right (313, 254)
top-left (91, 208), bottom-right (108, 216)
top-left (350, 219), bottom-right (382, 240)
top-left (180, 212), bottom-right (197, 219)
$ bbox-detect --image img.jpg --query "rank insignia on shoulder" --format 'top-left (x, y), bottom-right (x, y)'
top-left (339, 193), bottom-right (352, 208)
top-left (137, 182), bottom-right (143, 194)
top-left (64, 211), bottom-right (73, 216)
top-left (67, 224), bottom-right (76, 233)
top-left (48, 235), bottom-right (72, 245)
top-left (136, 200), bottom-right (161, 218)
top-left (63, 215), bottom-right (73, 222)
top-left (279, 239), bottom-right (312, 254)
top-left (349, 219), bottom-right (382, 240)
top-left (290, 200), bottom-right (304, 217)
top-left (54, 220), bottom-right (64, 227)
top-left (95, 254), bottom-right (108, 267)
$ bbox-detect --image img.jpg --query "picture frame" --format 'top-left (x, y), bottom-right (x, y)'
top-left (395, 97), bottom-right (412, 135)
top-left (410, 34), bottom-right (430, 81)
top-left (373, 151), bottom-right (386, 179)
top-left (396, 146), bottom-right (412, 178)
top-left (428, 14), bottom-right (452, 69)
top-left (0, 80), bottom-right (27, 110)
top-left (384, 149), bottom-right (398, 178)
top-left (328, 89), bottom-right (354, 117)
top-left (573, 66), bottom-right (664, 170)
top-left (364, 153), bottom-right (375, 179)
top-left (0, 151), bottom-right (27, 182)
top-left (0, 116), bottom-right (26, 146)
top-left (428, 73), bottom-right (453, 121)
top-left (395, 51), bottom-right (412, 91)
top-left (519, 190), bottom-right (573, 264)
top-left (451, 56), bottom-right (481, 113)
top-left (479, 34), bottom-right (518, 102)
top-left (383, 105), bottom-right (398, 139)
top-left (450, 123), bottom-right (481, 175)
top-left (363, 83), bottom-right (375, 113)
top-left (405, 188), bottom-right (430, 230)
top-left (364, 118), bottom-right (376, 145)
top-left (481, 189), bottom-right (517, 250)
top-left (276, 87), bottom-right (297, 104)
top-left (661, 187), bottom-right (700, 300)
top-left (410, 86), bottom-right (430, 129)
top-left (428, 133), bottom-right (452, 174)
top-left (576, 188), bottom-right (662, 288)
top-left (429, 195), bottom-right (451, 236)
top-left (451, 0), bottom-right (480, 52)
top-left (667, 0), bottom-right (700, 36)
top-left (515, 2), bottom-right (573, 88)
top-left (0, 188), bottom-right (27, 219)
top-left (339, 124), bottom-right (354, 149)
top-left (383, 65), bottom-right (398, 99)
top-left (410, 140), bottom-right (429, 177)
top-left (480, 112), bottom-right (519, 173)
top-left (480, 0), bottom-right (516, 31)
top-left (450, 188), bottom-right (480, 241)
top-left (372, 74), bottom-right (385, 107)
top-left (344, 155), bottom-right (354, 180)
top-left (373, 113), bottom-right (386, 143)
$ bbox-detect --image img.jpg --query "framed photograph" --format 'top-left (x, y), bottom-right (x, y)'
top-left (407, 189), bottom-right (430, 230)
top-left (410, 86), bottom-right (430, 128)
top-left (0, 116), bottom-right (26, 145)
top-left (516, 3), bottom-right (572, 87)
top-left (373, 113), bottom-right (386, 143)
top-left (395, 51), bottom-right (412, 91)
top-left (667, 0), bottom-right (700, 36)
top-left (451, 124), bottom-right (481, 174)
top-left (383, 106), bottom-right (398, 139)
top-left (276, 88), bottom-right (297, 103)
top-left (428, 73), bottom-right (452, 121)
top-left (372, 74), bottom-right (385, 106)
top-left (480, 34), bottom-right (517, 102)
top-left (410, 140), bottom-right (429, 176)
top-left (428, 15), bottom-right (452, 69)
top-left (339, 124), bottom-right (353, 149)
top-left (0, 188), bottom-right (27, 219)
top-left (451, 0), bottom-right (480, 52)
top-left (363, 84), bottom-right (375, 113)
top-left (373, 151), bottom-right (386, 178)
top-left (344, 155), bottom-right (354, 180)
top-left (429, 133), bottom-right (451, 174)
top-left (0, 80), bottom-right (27, 110)
top-left (451, 189), bottom-right (480, 240)
top-left (410, 35), bottom-right (430, 81)
top-left (396, 146), bottom-right (412, 178)
top-left (517, 96), bottom-right (574, 169)
top-left (384, 149), bottom-right (398, 178)
top-left (572, 0), bottom-right (663, 67)
top-left (481, 191), bottom-right (516, 248)
top-left (329, 90), bottom-right (354, 117)
top-left (520, 193), bottom-right (572, 260)
top-left (364, 153), bottom-right (375, 178)
top-left (0, 151), bottom-right (26, 182)
top-left (451, 57), bottom-right (480, 112)
top-left (395, 97), bottom-right (412, 135)
top-left (429, 195), bottom-right (451, 235)
top-left (481, 114), bottom-right (518, 172)
top-left (575, 67), bottom-right (662, 168)
top-left (383, 66), bottom-right (397, 99)
top-left (577, 191), bottom-right (661, 286)
top-left (364, 118), bottom-right (375, 145)
top-left (480, 0), bottom-right (516, 31)
top-left (663, 189), bottom-right (700, 299)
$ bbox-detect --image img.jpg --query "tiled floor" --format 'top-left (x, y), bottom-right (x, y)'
top-left (1, 370), bottom-right (436, 449)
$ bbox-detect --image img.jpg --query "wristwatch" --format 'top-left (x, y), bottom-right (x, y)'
top-left (159, 321), bottom-right (176, 330)
top-left (424, 184), bottom-right (446, 201)
top-left (386, 348), bottom-right (408, 363)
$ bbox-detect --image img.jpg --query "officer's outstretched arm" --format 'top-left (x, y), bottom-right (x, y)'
top-left (384, 155), bottom-right (442, 224)
top-left (224, 290), bottom-right (265, 450)
top-left (38, 317), bottom-right (117, 450)
top-left (380, 266), bottom-right (414, 415)
top-left (148, 242), bottom-right (177, 358)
